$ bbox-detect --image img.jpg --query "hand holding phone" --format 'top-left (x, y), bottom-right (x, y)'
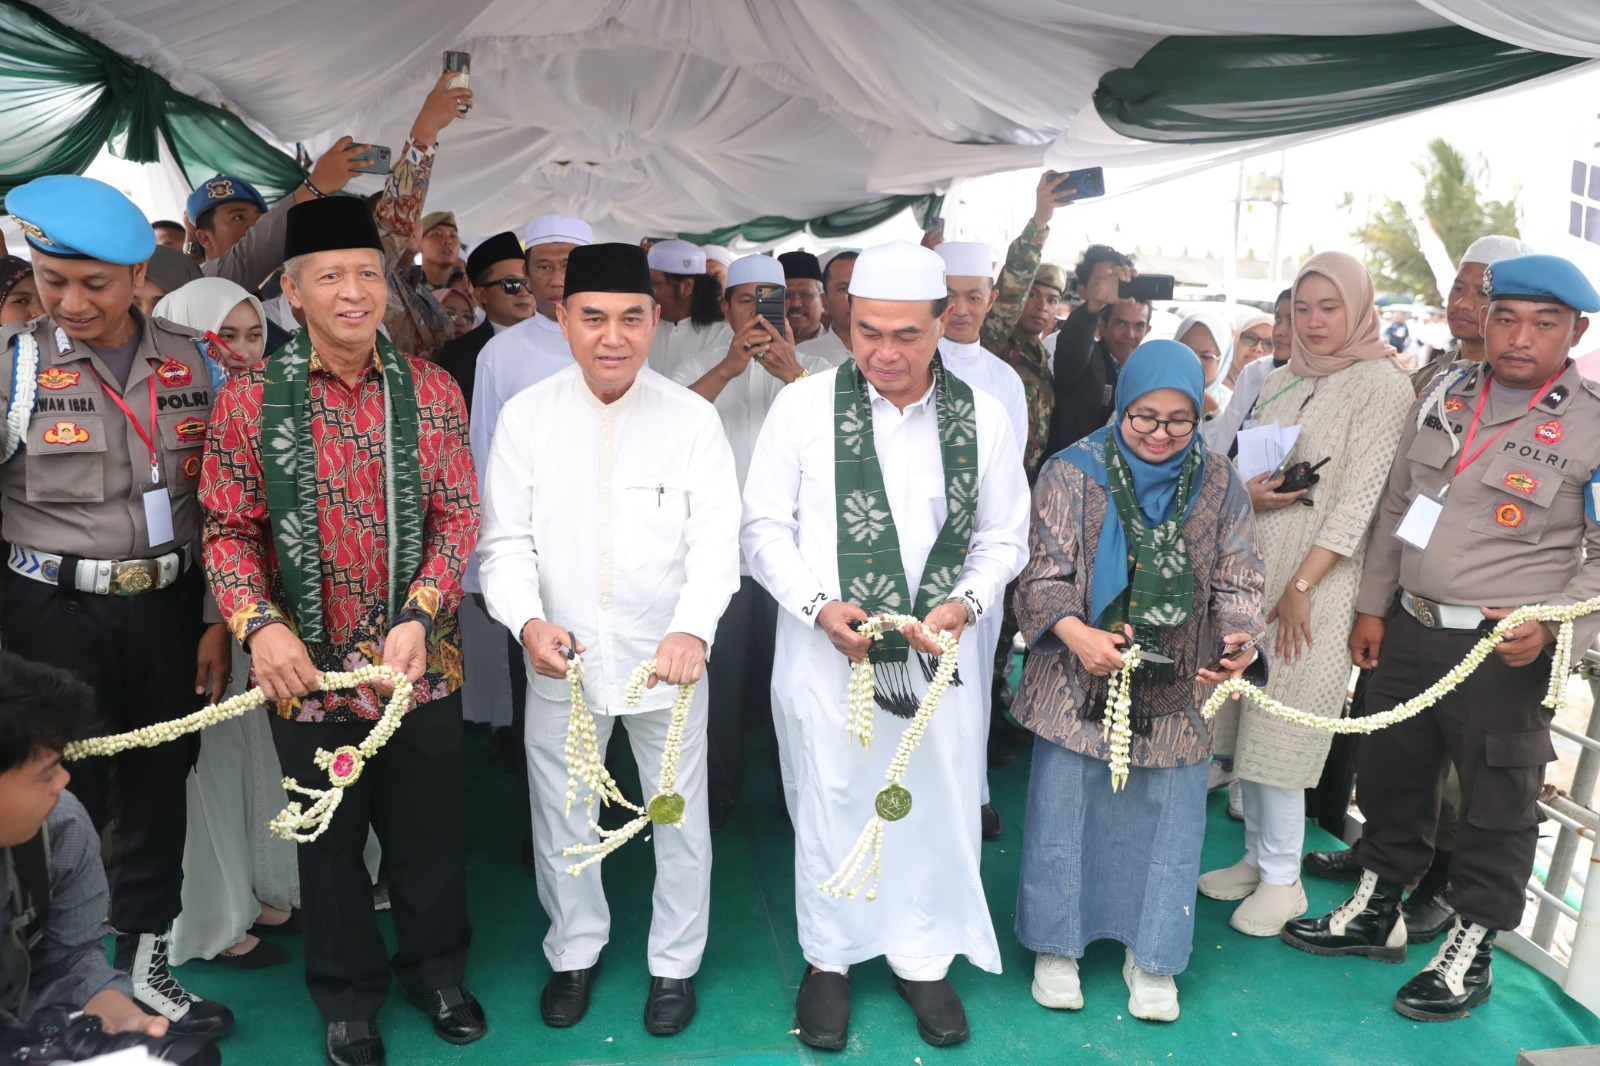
top-left (1203, 639), bottom-right (1256, 674)
top-left (1048, 167), bottom-right (1106, 205)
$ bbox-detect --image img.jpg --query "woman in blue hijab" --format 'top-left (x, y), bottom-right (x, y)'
top-left (1009, 340), bottom-right (1267, 1021)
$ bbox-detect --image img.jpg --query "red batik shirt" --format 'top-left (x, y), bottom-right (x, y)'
top-left (200, 350), bottom-right (479, 723)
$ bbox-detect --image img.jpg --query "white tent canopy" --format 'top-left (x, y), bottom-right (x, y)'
top-left (22, 0), bottom-right (1600, 240)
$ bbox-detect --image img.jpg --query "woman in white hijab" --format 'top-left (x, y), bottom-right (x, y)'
top-left (157, 276), bottom-right (300, 968)
top-left (1173, 310), bottom-right (1235, 420)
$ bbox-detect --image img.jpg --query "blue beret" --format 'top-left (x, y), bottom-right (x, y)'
top-left (5, 175), bottom-right (154, 265)
top-left (186, 175), bottom-right (269, 229)
top-left (1483, 253), bottom-right (1600, 314)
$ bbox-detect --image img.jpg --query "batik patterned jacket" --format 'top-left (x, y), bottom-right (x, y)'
top-left (979, 218), bottom-right (1052, 476)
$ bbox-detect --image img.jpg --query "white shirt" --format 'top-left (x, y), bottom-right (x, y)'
top-left (465, 312), bottom-right (574, 592)
top-left (1205, 355), bottom-right (1278, 454)
top-left (797, 329), bottom-right (851, 369)
top-left (478, 365), bottom-right (741, 715)
top-left (937, 338), bottom-right (1028, 455)
top-left (670, 345), bottom-right (831, 491)
top-left (489, 318), bottom-right (512, 336)
top-left (648, 318), bottom-right (732, 382)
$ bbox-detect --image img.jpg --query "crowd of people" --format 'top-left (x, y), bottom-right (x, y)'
top-left (0, 71), bottom-right (1596, 1066)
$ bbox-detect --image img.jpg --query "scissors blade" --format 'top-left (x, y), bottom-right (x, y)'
top-left (1114, 640), bottom-right (1173, 664)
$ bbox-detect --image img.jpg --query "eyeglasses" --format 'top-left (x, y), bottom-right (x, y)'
top-left (1239, 331), bottom-right (1274, 352)
top-left (486, 276), bottom-right (530, 295)
top-left (444, 310), bottom-right (473, 325)
top-left (1126, 413), bottom-right (1198, 438)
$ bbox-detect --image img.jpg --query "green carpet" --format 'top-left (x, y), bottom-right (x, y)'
top-left (178, 723), bottom-right (1600, 1065)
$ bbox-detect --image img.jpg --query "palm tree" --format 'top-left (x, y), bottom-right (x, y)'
top-left (1352, 139), bottom-right (1520, 304)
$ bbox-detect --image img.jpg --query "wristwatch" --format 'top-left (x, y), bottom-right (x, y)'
top-left (945, 595), bottom-right (978, 628)
top-left (1293, 578), bottom-right (1313, 594)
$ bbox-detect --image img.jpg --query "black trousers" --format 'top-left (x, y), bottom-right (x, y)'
top-left (0, 567), bottom-right (203, 932)
top-left (1353, 609), bottom-right (1554, 930)
top-left (706, 577), bottom-right (779, 810)
top-left (271, 691), bottom-right (472, 1022)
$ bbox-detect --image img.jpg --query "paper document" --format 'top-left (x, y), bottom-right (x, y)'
top-left (1234, 423), bottom-right (1301, 481)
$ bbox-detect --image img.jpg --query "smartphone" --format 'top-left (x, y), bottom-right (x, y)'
top-left (1119, 274), bottom-right (1176, 302)
top-left (754, 283), bottom-right (787, 336)
top-left (926, 216), bottom-right (945, 232)
top-left (444, 50), bottom-right (471, 115)
top-left (1047, 167), bottom-right (1105, 204)
top-left (349, 144), bottom-right (392, 175)
top-left (1203, 640), bottom-right (1255, 674)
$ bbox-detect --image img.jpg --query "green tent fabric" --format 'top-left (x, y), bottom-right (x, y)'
top-left (0, 0), bottom-right (304, 199)
top-left (1094, 26), bottom-right (1584, 145)
top-left (681, 193), bottom-right (944, 247)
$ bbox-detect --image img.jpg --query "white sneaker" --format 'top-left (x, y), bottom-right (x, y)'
top-left (1227, 778), bottom-right (1243, 821)
top-left (1198, 858), bottom-right (1261, 901)
top-left (1031, 953), bottom-right (1083, 1010)
top-left (1230, 879), bottom-right (1309, 936)
top-left (1122, 949), bottom-right (1179, 1022)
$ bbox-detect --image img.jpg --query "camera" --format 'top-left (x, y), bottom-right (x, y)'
top-left (3, 1008), bottom-right (220, 1065)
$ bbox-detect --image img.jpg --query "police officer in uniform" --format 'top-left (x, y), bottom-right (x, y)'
top-left (0, 175), bottom-right (233, 1038)
top-left (1282, 254), bottom-right (1600, 1022)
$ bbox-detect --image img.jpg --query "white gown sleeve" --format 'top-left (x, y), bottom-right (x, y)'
top-left (668, 406), bottom-right (742, 647)
top-left (948, 406), bottom-right (1030, 617)
top-left (477, 398), bottom-right (548, 639)
top-left (741, 385), bottom-right (833, 627)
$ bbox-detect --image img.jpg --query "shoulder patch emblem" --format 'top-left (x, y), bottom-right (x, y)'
top-left (1503, 471), bottom-right (1538, 495)
top-left (1535, 420), bottom-right (1564, 445)
top-left (1444, 397), bottom-right (1465, 414)
top-left (154, 359), bottom-right (193, 389)
top-left (174, 416), bottom-right (207, 442)
top-left (36, 367), bottom-right (80, 390)
top-left (182, 454), bottom-right (201, 480)
top-left (1495, 502), bottom-right (1525, 529)
top-left (42, 420), bottom-right (89, 445)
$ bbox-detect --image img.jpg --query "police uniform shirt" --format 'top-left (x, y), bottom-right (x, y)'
top-left (0, 311), bottom-right (215, 569)
top-left (1355, 358), bottom-right (1600, 660)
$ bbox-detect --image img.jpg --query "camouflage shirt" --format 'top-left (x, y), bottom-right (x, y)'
top-left (979, 218), bottom-right (1051, 477)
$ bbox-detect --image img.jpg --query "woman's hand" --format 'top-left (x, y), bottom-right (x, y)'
top-left (1196, 633), bottom-right (1258, 690)
top-left (1055, 617), bottom-right (1131, 677)
top-left (1269, 586), bottom-right (1314, 664)
top-left (1246, 471), bottom-right (1307, 512)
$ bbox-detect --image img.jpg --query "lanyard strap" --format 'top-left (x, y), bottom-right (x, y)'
top-left (1255, 373), bottom-right (1306, 414)
top-left (1450, 368), bottom-right (1563, 481)
top-left (89, 367), bottom-right (159, 483)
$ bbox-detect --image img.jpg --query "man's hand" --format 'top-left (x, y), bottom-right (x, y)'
top-left (377, 619), bottom-right (428, 694)
top-left (1349, 612), bottom-right (1386, 670)
top-left (195, 623), bottom-right (231, 703)
top-left (1055, 617), bottom-right (1130, 677)
top-left (1246, 471), bottom-right (1307, 512)
top-left (85, 988), bottom-right (167, 1039)
top-left (649, 632), bottom-right (706, 688)
top-left (1083, 263), bottom-right (1131, 314)
top-left (1482, 607), bottom-right (1557, 668)
top-left (920, 222), bottom-right (945, 250)
top-left (246, 622), bottom-right (321, 700)
top-left (904, 601), bottom-right (967, 657)
top-left (750, 319), bottom-right (807, 384)
top-left (818, 600), bottom-right (872, 663)
top-left (303, 136), bottom-right (370, 198)
top-left (522, 619), bottom-right (584, 680)
top-left (412, 71), bottom-right (473, 147)
top-left (1032, 171), bottom-right (1066, 229)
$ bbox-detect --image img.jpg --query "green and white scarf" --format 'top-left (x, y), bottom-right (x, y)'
top-left (1099, 436), bottom-right (1199, 666)
top-left (834, 357), bottom-right (978, 714)
top-left (261, 331), bottom-right (425, 643)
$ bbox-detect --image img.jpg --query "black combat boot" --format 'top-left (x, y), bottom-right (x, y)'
top-left (114, 931), bottom-right (235, 1039)
top-left (1280, 869), bottom-right (1409, 963)
top-left (1400, 851), bottom-right (1457, 943)
top-left (1393, 918), bottom-right (1494, 1021)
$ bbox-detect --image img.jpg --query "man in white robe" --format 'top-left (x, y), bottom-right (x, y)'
top-left (477, 243), bottom-right (740, 1037)
top-left (645, 239), bottom-right (733, 381)
top-left (797, 250), bottom-right (857, 368)
top-left (741, 240), bottom-right (1029, 1049)
top-left (933, 240), bottom-right (1030, 840)
top-left (672, 254), bottom-right (829, 829)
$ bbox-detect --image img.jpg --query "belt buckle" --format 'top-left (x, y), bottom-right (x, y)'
top-left (110, 560), bottom-right (155, 596)
top-left (1414, 598), bottom-right (1439, 629)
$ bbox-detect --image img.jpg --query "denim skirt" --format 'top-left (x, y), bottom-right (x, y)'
top-left (1015, 740), bottom-right (1209, 975)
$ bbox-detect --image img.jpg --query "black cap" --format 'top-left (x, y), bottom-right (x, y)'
top-left (466, 231), bottom-right (524, 285)
top-left (562, 242), bottom-right (653, 299)
top-left (284, 197), bottom-right (384, 260)
top-left (779, 250), bottom-right (823, 283)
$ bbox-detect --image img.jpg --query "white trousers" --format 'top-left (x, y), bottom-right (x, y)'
top-left (1241, 779), bottom-right (1305, 886)
top-left (806, 953), bottom-right (954, 982)
top-left (525, 689), bottom-right (712, 978)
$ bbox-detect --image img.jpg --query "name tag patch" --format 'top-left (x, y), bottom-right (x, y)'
top-left (36, 367), bottom-right (80, 390)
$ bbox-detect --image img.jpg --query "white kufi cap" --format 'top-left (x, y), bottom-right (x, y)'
top-left (701, 244), bottom-right (735, 267)
top-left (934, 241), bottom-right (994, 280)
top-left (848, 240), bottom-right (946, 301)
top-left (1460, 234), bottom-right (1533, 269)
top-left (726, 254), bottom-right (785, 289)
top-left (523, 213), bottom-right (593, 249)
top-left (647, 239), bottom-right (706, 275)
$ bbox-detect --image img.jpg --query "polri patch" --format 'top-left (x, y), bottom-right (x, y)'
top-left (1495, 502), bottom-right (1526, 528)
top-left (175, 416), bottom-right (207, 442)
top-left (182, 454), bottom-right (201, 480)
top-left (43, 420), bottom-right (89, 445)
top-left (36, 367), bottom-right (79, 390)
top-left (154, 359), bottom-right (193, 388)
top-left (1504, 471), bottom-right (1538, 495)
top-left (1535, 420), bottom-right (1564, 445)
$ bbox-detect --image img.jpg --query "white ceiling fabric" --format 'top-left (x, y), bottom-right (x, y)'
top-left (1414, 2), bottom-right (1600, 58)
top-left (23, 0), bottom-right (1549, 240)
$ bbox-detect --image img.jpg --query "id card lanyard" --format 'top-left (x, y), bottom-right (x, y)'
top-left (89, 366), bottom-right (175, 547)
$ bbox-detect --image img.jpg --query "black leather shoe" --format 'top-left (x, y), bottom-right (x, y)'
top-left (209, 937), bottom-right (291, 970)
top-left (709, 799), bottom-right (734, 833)
top-left (1403, 882), bottom-right (1458, 944)
top-left (326, 1020), bottom-right (385, 1066)
top-left (1281, 869), bottom-right (1409, 963)
top-left (406, 986), bottom-right (487, 1045)
top-left (541, 962), bottom-right (600, 1027)
top-left (644, 976), bottom-right (696, 1035)
top-left (980, 803), bottom-right (1002, 841)
top-left (986, 738), bottom-right (1016, 769)
top-left (894, 975), bottom-right (969, 1047)
top-left (1302, 848), bottom-right (1363, 881)
top-left (1394, 921), bottom-right (1494, 1021)
top-left (795, 968), bottom-right (850, 1050)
